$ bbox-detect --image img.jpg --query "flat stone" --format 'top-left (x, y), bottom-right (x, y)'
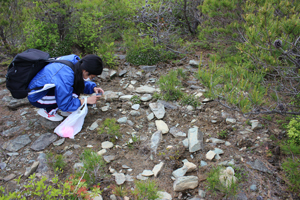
top-left (172, 165), bottom-right (188, 178)
top-left (74, 163), bottom-right (84, 170)
top-left (152, 162), bottom-right (164, 177)
top-left (170, 127), bottom-right (186, 137)
top-left (53, 138), bottom-right (65, 146)
top-left (120, 95), bottom-right (133, 101)
top-left (226, 118), bottom-right (236, 124)
top-left (3, 174), bottom-right (16, 182)
top-left (213, 148), bottom-right (224, 155)
top-left (149, 102), bottom-right (165, 119)
top-left (140, 94), bottom-right (152, 101)
top-left (157, 100), bottom-right (178, 110)
top-left (156, 191), bottom-right (172, 200)
top-left (136, 173), bottom-right (148, 180)
top-left (1, 125), bottom-right (23, 137)
top-left (97, 149), bottom-right (107, 156)
top-left (248, 159), bottom-right (272, 174)
top-left (36, 153), bottom-right (48, 173)
top-left (3, 134), bottom-right (31, 151)
top-left (38, 118), bottom-right (61, 130)
top-left (0, 162), bottom-right (6, 170)
top-left (182, 138), bottom-right (189, 148)
top-left (151, 131), bottom-right (162, 153)
top-left (206, 150), bottom-right (216, 160)
top-left (131, 104), bottom-right (140, 110)
top-left (173, 176), bottom-right (199, 192)
top-left (188, 127), bottom-right (203, 152)
top-left (24, 161), bottom-right (39, 178)
top-left (119, 70), bottom-right (127, 76)
top-left (31, 133), bottom-right (57, 151)
top-left (136, 86), bottom-right (157, 94)
top-left (200, 160), bottom-right (207, 167)
top-left (103, 155), bottom-right (116, 163)
top-left (101, 141), bottom-right (114, 149)
top-left (117, 117), bottom-right (127, 124)
top-left (155, 120), bottom-right (169, 134)
top-left (209, 137), bottom-right (225, 144)
top-left (140, 65), bottom-right (157, 72)
top-left (113, 173), bottom-right (126, 185)
top-left (101, 105), bottom-right (109, 111)
top-left (147, 113), bottom-right (154, 121)
top-left (142, 170), bottom-right (154, 177)
top-left (89, 120), bottom-right (100, 130)
top-left (183, 160), bottom-right (197, 172)
top-left (130, 110), bottom-right (140, 116)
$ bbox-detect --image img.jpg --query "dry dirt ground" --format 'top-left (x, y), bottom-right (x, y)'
top-left (0, 51), bottom-right (297, 200)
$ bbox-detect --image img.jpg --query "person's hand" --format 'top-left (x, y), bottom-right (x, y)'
top-left (93, 87), bottom-right (104, 95)
top-left (87, 95), bottom-right (100, 104)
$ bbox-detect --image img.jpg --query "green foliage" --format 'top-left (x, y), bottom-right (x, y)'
top-left (281, 142), bottom-right (300, 155)
top-left (112, 185), bottom-right (128, 197)
top-left (217, 129), bottom-right (228, 139)
top-left (131, 180), bottom-right (160, 200)
top-left (98, 118), bottom-right (121, 143)
top-left (206, 166), bottom-right (239, 197)
top-left (287, 117), bottom-right (300, 145)
top-left (0, 174), bottom-right (72, 199)
top-left (131, 95), bottom-right (141, 104)
top-left (126, 46), bottom-right (161, 66)
top-left (181, 94), bottom-right (201, 108)
top-left (157, 69), bottom-right (184, 101)
top-left (127, 135), bottom-right (141, 150)
top-left (47, 152), bottom-right (67, 173)
top-left (282, 158), bottom-right (300, 193)
top-left (78, 149), bottom-right (106, 186)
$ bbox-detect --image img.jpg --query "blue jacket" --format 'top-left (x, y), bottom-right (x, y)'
top-left (27, 54), bottom-right (96, 112)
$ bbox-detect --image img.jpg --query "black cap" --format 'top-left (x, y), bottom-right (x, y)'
top-left (80, 55), bottom-right (103, 75)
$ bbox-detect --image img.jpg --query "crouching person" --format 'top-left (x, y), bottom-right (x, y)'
top-left (28, 54), bottom-right (104, 121)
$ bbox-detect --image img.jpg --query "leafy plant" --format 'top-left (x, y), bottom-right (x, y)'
top-left (217, 130), bottom-right (228, 139)
top-left (287, 117), bottom-right (300, 144)
top-left (98, 118), bottom-right (121, 143)
top-left (131, 95), bottom-right (141, 104)
top-left (131, 180), bottom-right (159, 200)
top-left (127, 135), bottom-right (141, 150)
top-left (47, 153), bottom-right (67, 173)
top-left (282, 158), bottom-right (300, 193)
top-left (181, 94), bottom-right (201, 108)
top-left (111, 185), bottom-right (128, 197)
top-left (77, 149), bottom-right (106, 186)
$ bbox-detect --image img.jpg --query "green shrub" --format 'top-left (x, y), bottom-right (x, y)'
top-left (47, 153), bottom-right (67, 173)
top-left (131, 180), bottom-right (160, 200)
top-left (77, 149), bottom-right (106, 186)
top-left (217, 130), bottom-right (228, 139)
top-left (126, 47), bottom-right (161, 66)
top-left (282, 158), bottom-right (300, 193)
top-left (287, 117), bottom-right (300, 145)
top-left (98, 118), bottom-right (121, 143)
top-left (131, 95), bottom-right (141, 104)
top-left (181, 94), bottom-right (201, 108)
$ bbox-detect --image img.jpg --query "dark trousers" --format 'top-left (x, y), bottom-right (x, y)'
top-left (29, 88), bottom-right (58, 114)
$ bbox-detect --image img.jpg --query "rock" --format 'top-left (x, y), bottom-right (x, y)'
top-left (152, 162), bottom-right (164, 177)
top-left (155, 120), bottom-right (169, 134)
top-left (1, 125), bottom-right (23, 137)
top-left (97, 149), bottom-right (107, 156)
top-left (170, 127), bottom-right (186, 137)
top-left (31, 133), bottom-right (57, 151)
top-left (7, 98), bottom-right (30, 109)
top-left (150, 102), bottom-right (165, 119)
top-left (189, 60), bottom-right (200, 66)
top-left (3, 174), bottom-right (16, 182)
top-left (219, 167), bottom-right (237, 188)
top-left (250, 120), bottom-right (262, 130)
top-left (24, 161), bottom-right (39, 178)
top-left (113, 173), bottom-right (126, 185)
top-left (182, 138), bottom-right (189, 148)
top-left (119, 69), bottom-right (127, 76)
top-left (125, 174), bottom-right (134, 182)
top-left (226, 118), bottom-right (236, 124)
top-left (172, 165), bottom-right (188, 178)
top-left (250, 184), bottom-right (257, 191)
top-left (136, 85), bottom-right (157, 94)
top-left (103, 155), bottom-right (116, 163)
top-left (36, 153), bottom-right (49, 173)
top-left (0, 162), bottom-right (6, 170)
top-left (130, 110), bottom-right (141, 116)
top-left (151, 131), bottom-right (162, 153)
top-left (198, 190), bottom-right (206, 198)
top-left (141, 94), bottom-right (152, 101)
top-left (110, 70), bottom-right (117, 78)
top-left (74, 163), bottom-right (84, 170)
top-left (173, 176), bottom-right (199, 192)
top-left (63, 150), bottom-right (73, 157)
top-left (3, 134), bottom-right (31, 151)
top-left (147, 113), bottom-right (154, 121)
top-left (182, 160), bottom-right (197, 172)
top-left (237, 191), bottom-right (248, 200)
top-left (38, 118), bottom-right (61, 130)
top-left (137, 173), bottom-right (148, 180)
top-left (213, 148), bottom-right (224, 155)
top-left (140, 65), bottom-right (156, 72)
top-left (142, 170), bottom-right (154, 177)
top-left (53, 138), bottom-right (65, 146)
top-left (188, 127), bottom-right (203, 152)
top-left (101, 105), bottom-right (109, 111)
top-left (208, 137), bottom-right (225, 144)
top-left (206, 150), bottom-right (216, 160)
top-left (104, 91), bottom-right (120, 102)
top-left (157, 100), bottom-right (178, 110)
top-left (101, 141), bottom-right (114, 149)
top-left (132, 104), bottom-right (140, 110)
top-left (200, 160), bottom-right (207, 167)
top-left (156, 191), bottom-right (172, 200)
top-left (120, 95), bottom-right (133, 101)
top-left (89, 120), bottom-right (101, 130)
top-left (93, 195), bottom-right (103, 200)
top-left (117, 117), bottom-right (127, 124)
top-left (248, 159), bottom-right (272, 173)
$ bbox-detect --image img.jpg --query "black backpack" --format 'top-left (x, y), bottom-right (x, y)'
top-left (6, 49), bottom-right (74, 99)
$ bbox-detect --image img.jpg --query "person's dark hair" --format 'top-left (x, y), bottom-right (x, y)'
top-left (72, 55), bottom-right (103, 95)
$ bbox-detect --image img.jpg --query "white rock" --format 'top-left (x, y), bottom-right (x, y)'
top-left (156, 191), bottom-right (172, 200)
top-left (120, 95), bottom-right (133, 101)
top-left (97, 149), bottom-right (107, 156)
top-left (149, 103), bottom-right (165, 119)
top-left (155, 120), bottom-right (169, 134)
top-left (206, 150), bottom-right (216, 160)
top-left (132, 104), bottom-right (140, 110)
top-left (113, 173), bottom-right (126, 185)
top-left (140, 94), bottom-right (152, 101)
top-left (101, 141), bottom-right (114, 149)
top-left (226, 118), bottom-right (236, 124)
top-left (152, 162), bottom-right (164, 177)
top-left (147, 113), bottom-right (154, 121)
top-left (183, 160), bottom-right (197, 172)
top-left (136, 85), bottom-right (157, 94)
top-left (142, 170), bottom-right (154, 177)
top-left (173, 176), bottom-right (199, 192)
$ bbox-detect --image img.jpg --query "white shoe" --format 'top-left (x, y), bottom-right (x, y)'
top-left (60, 111), bottom-right (72, 117)
top-left (37, 109), bottom-right (63, 121)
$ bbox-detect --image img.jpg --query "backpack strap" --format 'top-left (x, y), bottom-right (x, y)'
top-left (47, 60), bottom-right (74, 70)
